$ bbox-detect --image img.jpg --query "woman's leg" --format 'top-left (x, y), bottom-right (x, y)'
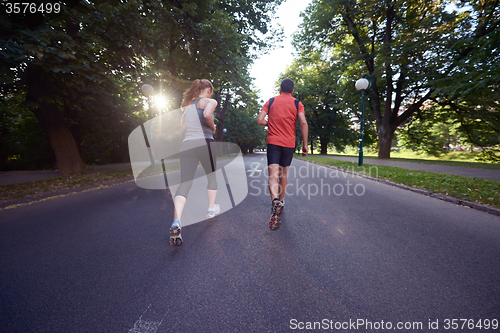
top-left (207, 190), bottom-right (216, 209)
top-left (173, 195), bottom-right (187, 220)
top-left (199, 140), bottom-right (218, 209)
top-left (174, 141), bottom-right (200, 221)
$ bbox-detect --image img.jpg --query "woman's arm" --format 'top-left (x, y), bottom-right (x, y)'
top-left (198, 98), bottom-right (218, 134)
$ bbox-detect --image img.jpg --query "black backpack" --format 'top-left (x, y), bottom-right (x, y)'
top-left (268, 97), bottom-right (299, 116)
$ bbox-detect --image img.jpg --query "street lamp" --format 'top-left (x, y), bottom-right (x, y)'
top-left (355, 74), bottom-right (372, 167)
top-left (141, 83), bottom-right (154, 97)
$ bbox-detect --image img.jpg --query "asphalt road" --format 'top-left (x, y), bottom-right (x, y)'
top-left (1, 154), bottom-right (499, 332)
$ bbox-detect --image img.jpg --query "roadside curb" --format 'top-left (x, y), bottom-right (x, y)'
top-left (304, 159), bottom-right (500, 217)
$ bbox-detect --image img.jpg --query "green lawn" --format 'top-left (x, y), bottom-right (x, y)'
top-left (300, 155), bottom-right (500, 209)
top-left (312, 150), bottom-right (500, 170)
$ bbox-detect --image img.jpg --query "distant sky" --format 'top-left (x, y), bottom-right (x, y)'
top-left (250, 0), bottom-right (312, 102)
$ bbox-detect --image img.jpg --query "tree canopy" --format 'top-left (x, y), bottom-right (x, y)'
top-left (281, 52), bottom-right (357, 154)
top-left (1, 0), bottom-right (282, 173)
top-left (294, 0), bottom-right (499, 160)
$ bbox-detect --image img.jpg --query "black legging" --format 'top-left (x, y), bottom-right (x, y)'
top-left (175, 139), bottom-right (217, 199)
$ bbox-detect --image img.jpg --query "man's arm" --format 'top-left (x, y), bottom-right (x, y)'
top-left (256, 110), bottom-right (268, 126)
top-left (298, 112), bottom-right (308, 156)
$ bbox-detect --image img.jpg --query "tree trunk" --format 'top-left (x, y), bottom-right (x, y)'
top-left (26, 66), bottom-right (85, 175)
top-left (320, 137), bottom-right (329, 154)
top-left (377, 124), bottom-right (394, 159)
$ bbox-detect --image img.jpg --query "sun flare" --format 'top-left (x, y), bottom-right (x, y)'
top-left (155, 95), bottom-right (168, 110)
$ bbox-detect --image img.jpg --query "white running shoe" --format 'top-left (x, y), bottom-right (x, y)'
top-left (207, 203), bottom-right (220, 218)
top-left (170, 219), bottom-right (182, 246)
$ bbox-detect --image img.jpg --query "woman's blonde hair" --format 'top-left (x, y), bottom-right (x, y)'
top-left (181, 79), bottom-right (213, 107)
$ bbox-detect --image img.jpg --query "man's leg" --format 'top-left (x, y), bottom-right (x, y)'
top-left (278, 166), bottom-right (290, 202)
top-left (268, 163), bottom-right (281, 201)
top-left (268, 163), bottom-right (282, 231)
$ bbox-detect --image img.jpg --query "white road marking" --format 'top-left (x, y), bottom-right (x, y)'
top-left (128, 304), bottom-right (166, 333)
top-left (247, 161), bottom-right (264, 177)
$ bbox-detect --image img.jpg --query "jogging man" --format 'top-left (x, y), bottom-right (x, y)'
top-left (256, 78), bottom-right (308, 230)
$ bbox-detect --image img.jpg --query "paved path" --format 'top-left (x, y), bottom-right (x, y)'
top-left (319, 155), bottom-right (500, 181)
top-left (1, 154), bottom-right (499, 332)
top-left (0, 156), bottom-right (499, 186)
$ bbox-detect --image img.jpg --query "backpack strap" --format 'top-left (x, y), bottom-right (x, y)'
top-left (267, 97), bottom-right (275, 115)
top-left (267, 97), bottom-right (299, 115)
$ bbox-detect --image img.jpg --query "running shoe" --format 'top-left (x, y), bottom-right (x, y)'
top-left (277, 199), bottom-right (284, 216)
top-left (269, 199), bottom-right (282, 231)
top-left (271, 198), bottom-right (284, 216)
top-left (170, 219), bottom-right (183, 246)
top-left (207, 203), bottom-right (221, 218)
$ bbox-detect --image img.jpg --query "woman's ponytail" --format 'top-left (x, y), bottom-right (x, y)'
top-left (181, 79), bottom-right (213, 107)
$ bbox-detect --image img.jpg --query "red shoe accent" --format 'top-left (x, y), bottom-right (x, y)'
top-left (269, 214), bottom-right (281, 231)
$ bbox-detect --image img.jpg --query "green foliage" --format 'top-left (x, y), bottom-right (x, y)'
top-left (0, 0), bottom-right (283, 170)
top-left (0, 92), bottom-right (54, 170)
top-left (224, 90), bottom-right (266, 153)
top-left (429, 0), bottom-right (500, 162)
top-left (281, 52), bottom-right (357, 154)
top-left (293, 0), bottom-right (500, 160)
top-left (398, 106), bottom-right (462, 157)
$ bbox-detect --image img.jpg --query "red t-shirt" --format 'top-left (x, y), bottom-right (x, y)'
top-left (261, 93), bottom-right (305, 148)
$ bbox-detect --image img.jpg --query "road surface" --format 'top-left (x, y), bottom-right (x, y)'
top-left (1, 154), bottom-right (499, 332)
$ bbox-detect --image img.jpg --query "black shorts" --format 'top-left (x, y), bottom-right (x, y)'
top-left (267, 144), bottom-right (294, 167)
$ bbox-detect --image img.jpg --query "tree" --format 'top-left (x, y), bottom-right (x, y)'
top-left (224, 89), bottom-right (266, 154)
top-left (1, 0), bottom-right (283, 173)
top-left (138, 0), bottom-right (283, 144)
top-left (281, 53), bottom-right (356, 154)
top-left (397, 105), bottom-right (462, 156)
top-left (431, 0), bottom-right (500, 161)
top-left (1, 0), bottom-right (149, 174)
top-left (294, 0), bottom-right (499, 159)
top-left (0, 91), bottom-right (54, 170)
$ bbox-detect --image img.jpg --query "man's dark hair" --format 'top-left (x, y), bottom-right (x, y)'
top-left (280, 78), bottom-right (294, 93)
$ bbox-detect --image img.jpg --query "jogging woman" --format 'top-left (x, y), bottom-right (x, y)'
top-left (170, 79), bottom-right (221, 246)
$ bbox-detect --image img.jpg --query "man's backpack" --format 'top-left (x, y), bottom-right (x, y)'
top-left (268, 97), bottom-right (299, 116)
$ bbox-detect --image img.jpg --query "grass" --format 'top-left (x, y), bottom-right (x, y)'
top-left (0, 158), bottom-right (222, 205)
top-left (318, 149), bottom-right (500, 170)
top-left (0, 169), bottom-right (134, 204)
top-left (300, 155), bottom-right (500, 209)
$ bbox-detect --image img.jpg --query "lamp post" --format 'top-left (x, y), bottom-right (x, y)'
top-left (223, 128), bottom-right (229, 156)
top-left (226, 111), bottom-right (230, 156)
top-left (355, 75), bottom-right (372, 167)
top-left (141, 84), bottom-right (155, 166)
